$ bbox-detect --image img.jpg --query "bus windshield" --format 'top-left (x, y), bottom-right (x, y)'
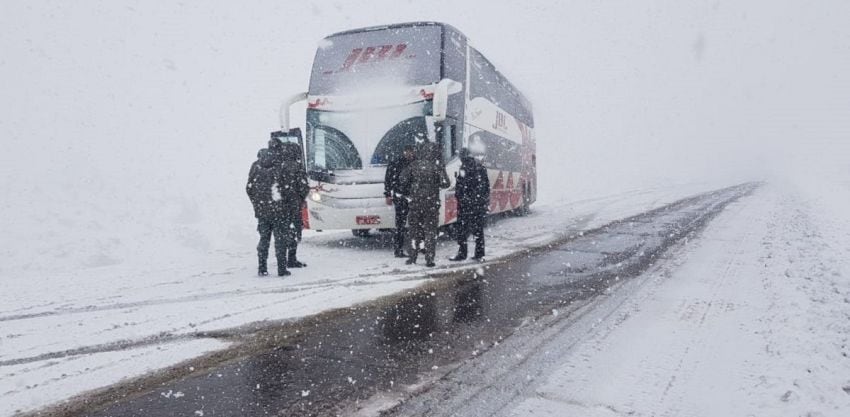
top-left (309, 26), bottom-right (442, 95)
top-left (306, 101), bottom-right (431, 175)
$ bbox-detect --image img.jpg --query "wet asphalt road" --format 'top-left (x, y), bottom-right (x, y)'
top-left (60, 184), bottom-right (756, 417)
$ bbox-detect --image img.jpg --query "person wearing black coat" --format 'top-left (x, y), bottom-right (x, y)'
top-left (247, 146), bottom-right (288, 276)
top-left (384, 145), bottom-right (415, 258)
top-left (399, 142), bottom-right (451, 267)
top-left (246, 139), bottom-right (310, 277)
top-left (450, 149), bottom-right (490, 261)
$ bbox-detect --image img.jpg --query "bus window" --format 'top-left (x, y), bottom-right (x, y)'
top-left (308, 125), bottom-right (362, 171)
top-left (371, 117), bottom-right (427, 165)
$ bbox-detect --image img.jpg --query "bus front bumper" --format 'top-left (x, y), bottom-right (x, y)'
top-left (305, 197), bottom-right (398, 230)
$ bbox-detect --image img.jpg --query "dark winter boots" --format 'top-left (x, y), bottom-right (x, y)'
top-left (258, 257), bottom-right (269, 276)
top-left (472, 244), bottom-right (485, 261)
top-left (424, 249), bottom-right (436, 268)
top-left (406, 254), bottom-right (435, 267)
top-left (287, 247), bottom-right (307, 268)
top-left (449, 243), bottom-right (484, 262)
top-left (449, 244), bottom-right (468, 262)
top-left (407, 246), bottom-right (436, 267)
top-left (259, 257), bottom-right (289, 276)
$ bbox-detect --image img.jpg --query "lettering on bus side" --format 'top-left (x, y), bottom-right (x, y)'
top-left (492, 111), bottom-right (507, 131)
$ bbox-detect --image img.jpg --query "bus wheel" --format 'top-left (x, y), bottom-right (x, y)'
top-left (352, 229), bottom-right (371, 237)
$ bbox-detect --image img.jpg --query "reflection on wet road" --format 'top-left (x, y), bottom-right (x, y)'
top-left (75, 184), bottom-right (756, 417)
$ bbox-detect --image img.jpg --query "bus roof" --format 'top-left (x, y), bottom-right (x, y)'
top-left (319, 22), bottom-right (533, 126)
top-left (326, 21), bottom-right (464, 39)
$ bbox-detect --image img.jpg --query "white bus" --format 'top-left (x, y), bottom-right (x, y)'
top-left (278, 22), bottom-right (536, 235)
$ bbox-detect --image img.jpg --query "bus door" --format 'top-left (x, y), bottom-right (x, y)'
top-left (436, 118), bottom-right (462, 224)
top-left (435, 118), bottom-right (460, 165)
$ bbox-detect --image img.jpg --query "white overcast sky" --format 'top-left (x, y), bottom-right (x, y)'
top-left (1, 0), bottom-right (848, 260)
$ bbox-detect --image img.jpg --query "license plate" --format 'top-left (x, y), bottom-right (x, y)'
top-left (356, 215), bottom-right (381, 225)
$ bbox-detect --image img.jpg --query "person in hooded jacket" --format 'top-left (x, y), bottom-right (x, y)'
top-left (282, 142), bottom-right (310, 268)
top-left (265, 136), bottom-right (286, 168)
top-left (450, 149), bottom-right (490, 261)
top-left (246, 145), bottom-right (290, 276)
top-left (399, 142), bottom-right (451, 267)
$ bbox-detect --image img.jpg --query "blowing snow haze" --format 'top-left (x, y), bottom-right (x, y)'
top-left (1, 0), bottom-right (849, 276)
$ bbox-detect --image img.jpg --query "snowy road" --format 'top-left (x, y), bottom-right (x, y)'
top-left (36, 184), bottom-right (754, 417)
top-left (7, 179), bottom-right (847, 417)
top-left (3, 182), bottom-right (736, 416)
top-left (385, 182), bottom-right (850, 417)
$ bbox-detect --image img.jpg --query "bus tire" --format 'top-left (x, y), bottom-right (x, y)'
top-left (352, 229), bottom-right (370, 237)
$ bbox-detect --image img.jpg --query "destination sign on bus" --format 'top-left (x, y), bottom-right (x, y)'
top-left (324, 44), bottom-right (412, 74)
top-left (310, 25), bottom-right (441, 95)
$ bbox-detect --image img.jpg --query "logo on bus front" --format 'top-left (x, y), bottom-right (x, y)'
top-left (356, 215), bottom-right (381, 225)
top-left (323, 44), bottom-right (414, 74)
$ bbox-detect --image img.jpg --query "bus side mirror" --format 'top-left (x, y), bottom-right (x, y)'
top-left (432, 79), bottom-right (462, 122)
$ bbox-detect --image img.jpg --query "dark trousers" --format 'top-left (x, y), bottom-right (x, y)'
top-left (257, 217), bottom-right (290, 271)
top-left (408, 207), bottom-right (439, 263)
top-left (393, 197), bottom-right (410, 253)
top-left (287, 215), bottom-right (303, 264)
top-left (456, 211), bottom-right (486, 259)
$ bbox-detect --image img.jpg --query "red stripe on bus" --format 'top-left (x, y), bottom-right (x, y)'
top-left (301, 204), bottom-right (310, 230)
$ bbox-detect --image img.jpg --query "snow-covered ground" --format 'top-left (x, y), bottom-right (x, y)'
top-left (510, 181), bottom-right (850, 416)
top-left (396, 178), bottom-right (850, 417)
top-left (0, 182), bottom-right (726, 416)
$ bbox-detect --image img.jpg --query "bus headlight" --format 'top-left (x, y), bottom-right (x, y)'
top-left (310, 191), bottom-right (322, 203)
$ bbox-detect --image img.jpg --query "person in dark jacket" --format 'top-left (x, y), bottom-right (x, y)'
top-left (450, 149), bottom-right (490, 261)
top-left (384, 145), bottom-right (415, 258)
top-left (246, 145), bottom-right (290, 276)
top-left (399, 142), bottom-right (451, 267)
top-left (282, 142), bottom-right (310, 268)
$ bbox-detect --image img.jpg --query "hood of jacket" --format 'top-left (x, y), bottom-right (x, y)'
top-left (258, 148), bottom-right (278, 169)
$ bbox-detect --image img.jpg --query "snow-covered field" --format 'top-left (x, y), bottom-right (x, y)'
top-left (392, 178), bottom-right (850, 417)
top-left (508, 182), bottom-right (850, 416)
top-left (0, 182), bottom-right (726, 416)
top-left (6, 178), bottom-right (849, 417)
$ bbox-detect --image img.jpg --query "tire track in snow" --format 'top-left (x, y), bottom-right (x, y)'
top-left (379, 185), bottom-right (757, 417)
